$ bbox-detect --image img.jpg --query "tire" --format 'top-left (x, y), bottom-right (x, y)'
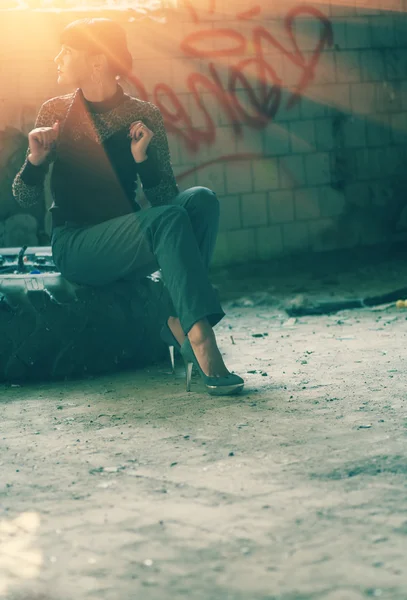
top-left (0, 246), bottom-right (169, 383)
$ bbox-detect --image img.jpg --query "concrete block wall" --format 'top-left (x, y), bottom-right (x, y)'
top-left (1, 0), bottom-right (407, 265)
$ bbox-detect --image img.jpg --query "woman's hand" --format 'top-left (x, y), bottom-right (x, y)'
top-left (129, 121), bottom-right (154, 163)
top-left (28, 121), bottom-right (60, 166)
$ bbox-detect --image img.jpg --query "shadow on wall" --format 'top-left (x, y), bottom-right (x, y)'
top-left (317, 5), bottom-right (407, 250)
top-left (329, 111), bottom-right (407, 249)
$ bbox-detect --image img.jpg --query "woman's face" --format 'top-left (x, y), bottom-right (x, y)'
top-left (54, 45), bottom-right (92, 87)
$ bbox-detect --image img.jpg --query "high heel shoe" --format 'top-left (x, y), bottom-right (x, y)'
top-left (160, 322), bottom-right (181, 372)
top-left (180, 338), bottom-right (244, 396)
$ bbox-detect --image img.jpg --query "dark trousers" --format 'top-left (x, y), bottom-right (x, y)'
top-left (51, 186), bottom-right (224, 334)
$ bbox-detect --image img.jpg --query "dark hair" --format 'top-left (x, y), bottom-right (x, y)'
top-left (60, 18), bottom-right (133, 79)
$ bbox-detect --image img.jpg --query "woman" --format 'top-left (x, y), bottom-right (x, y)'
top-left (12, 17), bottom-right (244, 396)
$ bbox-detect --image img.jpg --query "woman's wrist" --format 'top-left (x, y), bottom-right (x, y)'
top-left (28, 153), bottom-right (46, 167)
top-left (133, 153), bottom-right (148, 164)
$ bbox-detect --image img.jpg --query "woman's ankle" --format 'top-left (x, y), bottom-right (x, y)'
top-left (167, 316), bottom-right (186, 345)
top-left (187, 319), bottom-right (214, 346)
top-left (187, 323), bottom-right (230, 377)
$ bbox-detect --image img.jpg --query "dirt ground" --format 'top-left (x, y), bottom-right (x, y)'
top-left (1, 244), bottom-right (407, 600)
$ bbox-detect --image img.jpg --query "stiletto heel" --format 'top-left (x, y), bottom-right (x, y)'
top-left (168, 345), bottom-right (175, 373)
top-left (160, 322), bottom-right (181, 372)
top-left (185, 361), bottom-right (193, 392)
top-left (180, 338), bottom-right (244, 396)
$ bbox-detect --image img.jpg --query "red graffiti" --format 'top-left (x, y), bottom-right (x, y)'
top-left (237, 6), bottom-right (262, 20)
top-left (181, 29), bottom-right (247, 58)
top-left (128, 2), bottom-right (333, 160)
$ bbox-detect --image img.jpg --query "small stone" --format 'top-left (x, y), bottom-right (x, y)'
top-left (366, 589), bottom-right (382, 597)
top-left (143, 559), bottom-right (153, 567)
top-left (97, 481), bottom-right (117, 489)
top-left (228, 452), bottom-right (234, 457)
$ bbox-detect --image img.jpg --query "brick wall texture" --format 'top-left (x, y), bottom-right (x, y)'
top-left (1, 0), bottom-right (407, 266)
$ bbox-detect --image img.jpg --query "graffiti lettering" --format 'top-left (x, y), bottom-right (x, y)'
top-left (128, 2), bottom-right (333, 163)
top-left (237, 6), bottom-right (262, 20)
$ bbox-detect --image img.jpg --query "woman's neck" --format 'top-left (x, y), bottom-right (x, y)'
top-left (80, 79), bottom-right (118, 103)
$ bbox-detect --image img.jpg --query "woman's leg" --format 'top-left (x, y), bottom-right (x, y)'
top-left (52, 207), bottom-right (231, 377)
top-left (167, 186), bottom-right (220, 344)
top-left (51, 206), bottom-right (224, 335)
top-left (171, 186), bottom-right (219, 269)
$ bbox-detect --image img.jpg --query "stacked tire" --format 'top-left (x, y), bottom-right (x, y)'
top-left (0, 247), bottom-right (168, 382)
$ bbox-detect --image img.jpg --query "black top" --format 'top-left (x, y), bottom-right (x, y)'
top-left (84, 84), bottom-right (125, 114)
top-left (12, 85), bottom-right (179, 228)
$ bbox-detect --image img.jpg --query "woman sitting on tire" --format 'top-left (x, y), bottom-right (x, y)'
top-left (12, 17), bottom-right (244, 396)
